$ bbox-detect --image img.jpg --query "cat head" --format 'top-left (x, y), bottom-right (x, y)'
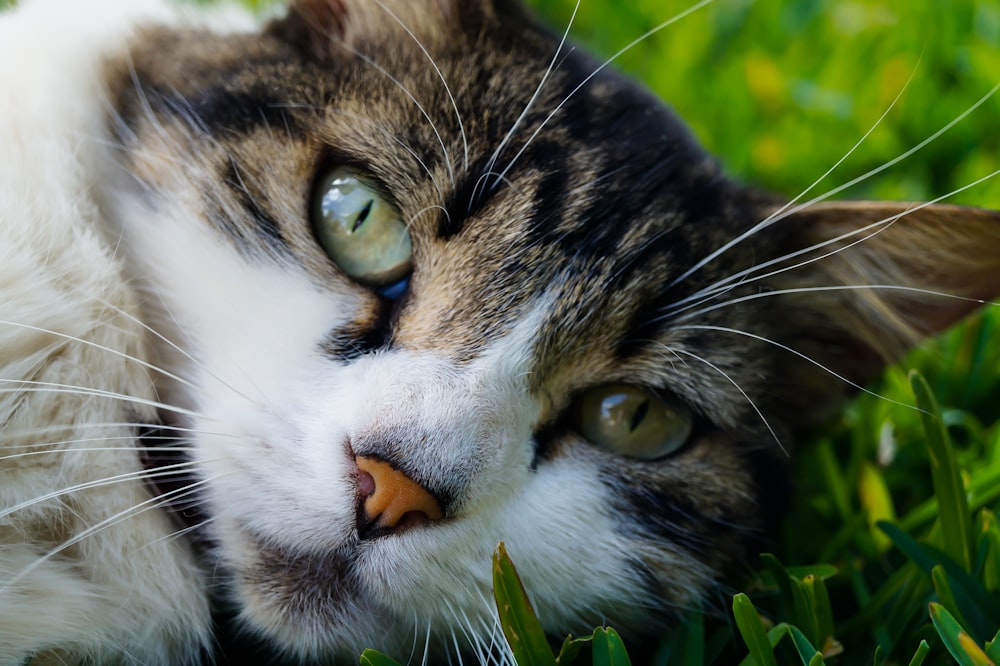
top-left (107, 0), bottom-right (1000, 658)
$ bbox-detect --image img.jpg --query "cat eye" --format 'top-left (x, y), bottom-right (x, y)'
top-left (312, 167), bottom-right (412, 296)
top-left (573, 384), bottom-right (693, 460)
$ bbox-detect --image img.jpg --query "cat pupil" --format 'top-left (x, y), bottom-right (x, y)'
top-left (629, 399), bottom-right (649, 433)
top-left (352, 199), bottom-right (374, 232)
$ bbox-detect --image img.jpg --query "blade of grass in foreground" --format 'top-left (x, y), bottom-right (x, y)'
top-left (910, 370), bottom-right (974, 572)
top-left (493, 542), bottom-right (557, 666)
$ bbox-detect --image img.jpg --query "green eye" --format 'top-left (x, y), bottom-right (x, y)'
top-left (574, 384), bottom-right (693, 460)
top-left (312, 167), bottom-right (412, 291)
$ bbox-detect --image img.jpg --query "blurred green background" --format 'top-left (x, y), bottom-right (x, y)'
top-left (525, 0), bottom-right (1000, 209)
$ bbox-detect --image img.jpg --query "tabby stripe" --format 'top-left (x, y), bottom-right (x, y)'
top-left (220, 160), bottom-right (291, 256)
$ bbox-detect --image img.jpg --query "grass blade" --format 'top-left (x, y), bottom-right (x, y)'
top-left (591, 627), bottom-right (632, 666)
top-left (910, 370), bottom-right (974, 572)
top-left (931, 564), bottom-right (972, 634)
top-left (906, 640), bottom-right (930, 666)
top-left (733, 593), bottom-right (778, 666)
top-left (492, 543), bottom-right (557, 666)
top-left (928, 602), bottom-right (996, 666)
top-left (359, 650), bottom-right (404, 666)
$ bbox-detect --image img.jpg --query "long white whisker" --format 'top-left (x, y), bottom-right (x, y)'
top-left (673, 324), bottom-right (932, 412)
top-left (2, 474), bottom-right (223, 592)
top-left (678, 284), bottom-right (995, 323)
top-left (668, 81), bottom-right (1000, 293)
top-left (141, 515), bottom-right (217, 551)
top-left (0, 318), bottom-right (197, 393)
top-left (0, 443), bottom-right (196, 464)
top-left (665, 346), bottom-right (786, 456)
top-left (375, 0), bottom-right (468, 174)
top-left (0, 380), bottom-right (201, 420)
top-left (41, 289), bottom-right (262, 407)
top-left (0, 459), bottom-right (208, 520)
top-left (0, 421), bottom-right (229, 443)
top-left (421, 618), bottom-right (433, 666)
top-left (479, 0), bottom-right (580, 200)
top-left (0, 378), bottom-right (200, 417)
top-left (666, 166), bottom-right (1000, 315)
top-left (491, 0), bottom-right (713, 192)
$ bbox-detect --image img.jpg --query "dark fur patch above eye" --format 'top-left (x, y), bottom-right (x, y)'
top-left (190, 84), bottom-right (300, 139)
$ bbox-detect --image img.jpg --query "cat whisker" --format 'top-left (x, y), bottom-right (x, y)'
top-left (665, 65), bottom-right (916, 295)
top-left (330, 39), bottom-right (456, 189)
top-left (420, 617), bottom-right (434, 666)
top-left (0, 443), bottom-right (197, 464)
top-left (448, 627), bottom-right (463, 666)
top-left (662, 345), bottom-right (786, 456)
top-left (673, 308), bottom-right (989, 410)
top-left (406, 204), bottom-right (451, 231)
top-left (479, 0), bottom-right (580, 203)
top-left (0, 458), bottom-right (210, 520)
top-left (490, 0), bottom-right (714, 194)
top-left (444, 600), bottom-right (483, 665)
top-left (669, 81), bottom-right (1000, 297)
top-left (2, 473), bottom-right (224, 593)
top-left (678, 284), bottom-right (995, 324)
top-left (0, 380), bottom-right (205, 422)
top-left (468, 170), bottom-right (518, 215)
top-left (0, 420), bottom-right (229, 444)
top-left (140, 515), bottom-right (217, 551)
top-left (0, 317), bottom-right (199, 395)
top-left (666, 166), bottom-right (1000, 317)
top-left (91, 293), bottom-right (267, 408)
top-left (374, 0), bottom-right (469, 175)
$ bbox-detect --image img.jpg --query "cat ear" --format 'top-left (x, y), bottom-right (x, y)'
top-left (767, 201), bottom-right (1000, 423)
top-left (271, 0), bottom-right (509, 54)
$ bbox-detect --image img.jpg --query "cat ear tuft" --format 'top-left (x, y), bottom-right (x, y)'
top-left (768, 201), bottom-right (1000, 424)
top-left (270, 0), bottom-right (519, 57)
top-left (268, 0), bottom-right (350, 55)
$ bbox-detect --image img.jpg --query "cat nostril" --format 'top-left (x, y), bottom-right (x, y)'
top-left (357, 469), bottom-right (376, 498)
top-left (355, 455), bottom-right (443, 533)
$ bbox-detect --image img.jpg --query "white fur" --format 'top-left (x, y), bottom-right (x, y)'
top-left (0, 0), bottom-right (241, 662)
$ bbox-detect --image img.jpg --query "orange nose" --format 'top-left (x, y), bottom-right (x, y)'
top-left (355, 455), bottom-right (443, 529)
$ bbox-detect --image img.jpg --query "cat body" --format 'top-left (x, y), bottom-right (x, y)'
top-left (1, 0), bottom-right (999, 664)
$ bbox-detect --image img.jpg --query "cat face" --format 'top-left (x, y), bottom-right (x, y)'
top-left (106, 0), bottom-right (1000, 659)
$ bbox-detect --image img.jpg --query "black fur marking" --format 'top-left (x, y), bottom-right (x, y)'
top-left (609, 480), bottom-right (711, 555)
top-left (321, 298), bottom-right (395, 362)
top-left (526, 155), bottom-right (571, 245)
top-left (190, 84), bottom-right (300, 139)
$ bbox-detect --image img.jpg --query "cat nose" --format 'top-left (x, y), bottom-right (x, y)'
top-left (355, 455), bottom-right (443, 535)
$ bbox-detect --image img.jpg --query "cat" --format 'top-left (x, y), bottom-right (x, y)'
top-left (1, 0), bottom-right (999, 663)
